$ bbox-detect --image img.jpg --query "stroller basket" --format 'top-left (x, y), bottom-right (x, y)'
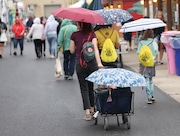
top-left (95, 87), bottom-right (134, 115)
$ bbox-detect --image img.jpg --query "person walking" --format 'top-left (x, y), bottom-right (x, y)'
top-left (70, 22), bottom-right (103, 121)
top-left (40, 16), bottom-right (47, 57)
top-left (0, 18), bottom-right (7, 58)
top-left (27, 17), bottom-right (44, 59)
top-left (121, 19), bottom-right (133, 51)
top-left (44, 15), bottom-right (59, 58)
top-left (136, 29), bottom-right (158, 104)
top-left (11, 18), bottom-right (26, 56)
top-left (95, 24), bottom-right (120, 68)
top-left (57, 19), bottom-right (77, 80)
top-left (26, 16), bottom-right (34, 42)
top-left (153, 11), bottom-right (168, 64)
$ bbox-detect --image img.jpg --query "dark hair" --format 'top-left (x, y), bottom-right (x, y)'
top-left (141, 29), bottom-right (154, 40)
top-left (78, 22), bottom-right (93, 34)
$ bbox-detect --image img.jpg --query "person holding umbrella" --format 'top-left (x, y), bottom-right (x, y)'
top-left (70, 22), bottom-right (103, 121)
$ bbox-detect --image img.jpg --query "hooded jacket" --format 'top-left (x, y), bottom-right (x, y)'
top-left (12, 18), bottom-right (26, 38)
top-left (57, 19), bottom-right (77, 51)
top-left (27, 17), bottom-right (44, 40)
top-left (44, 15), bottom-right (59, 37)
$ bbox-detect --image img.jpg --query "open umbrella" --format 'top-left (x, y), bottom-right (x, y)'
top-left (95, 8), bottom-right (133, 24)
top-left (120, 18), bottom-right (166, 33)
top-left (51, 7), bottom-right (106, 24)
top-left (86, 68), bottom-right (146, 88)
top-left (127, 1), bottom-right (143, 14)
top-left (88, 0), bottom-right (103, 10)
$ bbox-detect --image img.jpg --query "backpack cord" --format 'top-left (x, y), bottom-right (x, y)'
top-left (139, 40), bottom-right (153, 74)
top-left (99, 29), bottom-right (114, 44)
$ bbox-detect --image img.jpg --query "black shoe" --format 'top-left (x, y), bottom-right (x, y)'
top-left (38, 52), bottom-right (41, 58)
top-left (13, 52), bottom-right (17, 56)
top-left (64, 75), bottom-right (68, 80)
top-left (43, 53), bottom-right (46, 57)
top-left (20, 51), bottom-right (23, 55)
top-left (0, 55), bottom-right (2, 58)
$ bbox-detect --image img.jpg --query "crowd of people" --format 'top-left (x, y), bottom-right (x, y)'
top-left (0, 10), bottom-right (167, 120)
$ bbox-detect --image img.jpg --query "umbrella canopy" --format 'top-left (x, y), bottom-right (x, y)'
top-left (95, 8), bottom-right (133, 24)
top-left (51, 7), bottom-right (106, 24)
top-left (86, 68), bottom-right (146, 88)
top-left (69, 0), bottom-right (85, 8)
top-left (88, 0), bottom-right (103, 10)
top-left (120, 18), bottom-right (167, 33)
top-left (127, 1), bottom-right (143, 14)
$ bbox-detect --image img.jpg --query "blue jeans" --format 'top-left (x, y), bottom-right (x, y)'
top-left (47, 34), bottom-right (57, 55)
top-left (63, 50), bottom-right (76, 76)
top-left (13, 37), bottom-right (24, 52)
top-left (145, 77), bottom-right (154, 99)
top-left (76, 59), bottom-right (98, 110)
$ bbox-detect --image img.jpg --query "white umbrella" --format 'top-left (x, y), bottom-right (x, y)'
top-left (69, 0), bottom-right (85, 8)
top-left (120, 18), bottom-right (166, 33)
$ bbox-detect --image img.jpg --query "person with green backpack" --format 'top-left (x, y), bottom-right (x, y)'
top-left (136, 29), bottom-right (158, 104)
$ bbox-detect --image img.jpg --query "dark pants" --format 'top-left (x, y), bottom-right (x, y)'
top-left (63, 50), bottom-right (76, 76)
top-left (13, 37), bottom-right (24, 52)
top-left (76, 60), bottom-right (98, 110)
top-left (33, 39), bottom-right (42, 57)
top-left (42, 40), bottom-right (46, 52)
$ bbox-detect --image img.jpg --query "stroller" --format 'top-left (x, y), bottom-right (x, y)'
top-left (93, 87), bottom-right (134, 130)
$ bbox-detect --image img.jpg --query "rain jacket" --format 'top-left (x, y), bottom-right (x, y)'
top-left (44, 15), bottom-right (59, 37)
top-left (57, 19), bottom-right (77, 51)
top-left (27, 17), bottom-right (44, 40)
top-left (12, 18), bottom-right (26, 38)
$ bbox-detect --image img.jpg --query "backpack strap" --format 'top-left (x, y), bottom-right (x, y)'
top-left (99, 29), bottom-right (114, 44)
top-left (82, 32), bottom-right (92, 45)
top-left (99, 29), bottom-right (114, 39)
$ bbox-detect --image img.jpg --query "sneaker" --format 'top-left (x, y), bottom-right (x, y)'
top-left (50, 55), bottom-right (55, 59)
top-left (68, 76), bottom-right (73, 80)
top-left (147, 99), bottom-right (153, 104)
top-left (38, 52), bottom-right (41, 58)
top-left (151, 96), bottom-right (156, 102)
top-left (83, 114), bottom-right (92, 121)
top-left (64, 75), bottom-right (68, 80)
top-left (154, 60), bottom-right (158, 65)
top-left (159, 61), bottom-right (163, 65)
top-left (13, 52), bottom-right (17, 56)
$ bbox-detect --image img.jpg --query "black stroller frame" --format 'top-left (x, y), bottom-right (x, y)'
top-left (93, 87), bottom-right (134, 130)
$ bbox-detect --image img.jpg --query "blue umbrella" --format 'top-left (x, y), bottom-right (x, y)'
top-left (88, 0), bottom-right (103, 10)
top-left (86, 68), bottom-right (146, 88)
top-left (95, 8), bottom-right (133, 24)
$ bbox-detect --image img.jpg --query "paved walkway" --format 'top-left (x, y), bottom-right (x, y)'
top-left (122, 48), bottom-right (180, 103)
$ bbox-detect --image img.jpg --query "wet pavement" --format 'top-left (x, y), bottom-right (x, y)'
top-left (0, 40), bottom-right (180, 136)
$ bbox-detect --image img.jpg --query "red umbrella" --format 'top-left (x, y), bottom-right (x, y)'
top-left (51, 7), bottom-right (106, 24)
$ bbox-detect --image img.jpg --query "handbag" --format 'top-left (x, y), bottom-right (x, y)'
top-left (55, 52), bottom-right (63, 78)
top-left (0, 32), bottom-right (7, 42)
